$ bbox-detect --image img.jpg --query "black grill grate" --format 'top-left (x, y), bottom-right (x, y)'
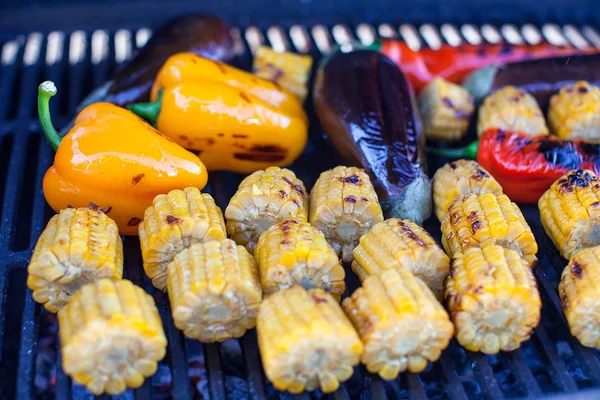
top-left (2, 22), bottom-right (600, 400)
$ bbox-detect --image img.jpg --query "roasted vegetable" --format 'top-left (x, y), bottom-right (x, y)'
top-left (257, 286), bottom-right (363, 393)
top-left (418, 77), bottom-right (474, 141)
top-left (343, 268), bottom-right (453, 378)
top-left (225, 167), bottom-right (308, 253)
top-left (432, 160), bottom-right (503, 222)
top-left (309, 166), bottom-right (384, 262)
top-left (128, 53), bottom-right (308, 174)
top-left (38, 81), bottom-right (208, 235)
top-left (548, 81), bottom-right (600, 140)
top-left (58, 279), bottom-right (167, 395)
top-left (429, 128), bottom-right (600, 204)
top-left (255, 219), bottom-right (345, 299)
top-left (539, 170), bottom-right (600, 260)
top-left (477, 86), bottom-right (549, 137)
top-left (446, 243), bottom-right (541, 354)
top-left (27, 207), bottom-right (123, 313)
top-left (139, 187), bottom-right (226, 291)
top-left (314, 50), bottom-right (431, 224)
top-left (559, 246), bottom-right (600, 349)
top-left (441, 192), bottom-right (538, 267)
top-left (253, 46), bottom-right (313, 102)
top-left (351, 218), bottom-right (450, 299)
top-left (167, 239), bottom-right (262, 342)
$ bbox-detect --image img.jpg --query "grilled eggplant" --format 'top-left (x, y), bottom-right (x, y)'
top-left (313, 50), bottom-right (431, 224)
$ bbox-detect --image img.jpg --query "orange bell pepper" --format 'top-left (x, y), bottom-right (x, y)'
top-left (128, 53), bottom-right (309, 174)
top-left (38, 81), bottom-right (208, 235)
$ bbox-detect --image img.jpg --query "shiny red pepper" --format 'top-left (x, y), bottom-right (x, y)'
top-left (430, 129), bottom-right (600, 204)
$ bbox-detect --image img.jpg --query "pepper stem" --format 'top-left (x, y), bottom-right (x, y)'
top-left (427, 140), bottom-right (480, 159)
top-left (127, 88), bottom-right (163, 127)
top-left (38, 81), bottom-right (61, 151)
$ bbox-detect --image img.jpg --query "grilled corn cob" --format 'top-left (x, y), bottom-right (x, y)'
top-left (432, 160), bottom-right (503, 222)
top-left (548, 81), bottom-right (600, 140)
top-left (559, 246), bottom-right (600, 348)
top-left (442, 192), bottom-right (538, 266)
top-left (539, 169), bottom-right (600, 260)
top-left (255, 219), bottom-right (345, 299)
top-left (343, 268), bottom-right (453, 378)
top-left (310, 166), bottom-right (384, 262)
top-left (446, 243), bottom-right (541, 354)
top-left (27, 207), bottom-right (123, 313)
top-left (225, 167), bottom-right (309, 253)
top-left (418, 77), bottom-right (475, 141)
top-left (257, 286), bottom-right (363, 393)
top-left (58, 279), bottom-right (167, 395)
top-left (477, 86), bottom-right (549, 137)
top-left (253, 46), bottom-right (313, 103)
top-left (167, 239), bottom-right (262, 342)
top-left (351, 218), bottom-right (450, 299)
top-left (139, 187), bottom-right (226, 291)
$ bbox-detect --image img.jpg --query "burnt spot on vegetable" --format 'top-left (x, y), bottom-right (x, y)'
top-left (472, 169), bottom-right (490, 180)
top-left (293, 185), bottom-right (305, 197)
top-left (282, 177), bottom-right (293, 185)
top-left (217, 133), bottom-right (224, 137)
top-left (559, 182), bottom-right (575, 194)
top-left (292, 199), bottom-right (301, 208)
top-left (341, 175), bottom-right (360, 185)
top-left (234, 145), bottom-right (288, 162)
top-left (88, 202), bottom-right (112, 214)
top-left (281, 219), bottom-right (299, 236)
top-left (239, 92), bottom-right (252, 103)
top-left (211, 60), bottom-right (228, 75)
top-left (449, 211), bottom-right (461, 225)
top-left (278, 190), bottom-right (288, 198)
top-left (345, 195), bottom-right (357, 203)
top-left (232, 134), bottom-right (249, 139)
top-left (495, 129), bottom-right (508, 143)
top-left (310, 292), bottom-right (328, 304)
top-left (455, 109), bottom-right (472, 119)
top-left (539, 140), bottom-right (591, 171)
top-left (450, 267), bottom-right (456, 278)
top-left (442, 97), bottom-right (454, 108)
top-left (360, 196), bottom-right (369, 203)
top-left (453, 294), bottom-right (462, 306)
top-left (572, 261), bottom-right (583, 278)
top-left (473, 285), bottom-right (483, 294)
top-left (578, 86), bottom-right (589, 94)
top-left (166, 215), bottom-right (181, 224)
top-left (67, 204), bottom-right (73, 208)
top-left (179, 135), bottom-right (188, 141)
top-left (280, 238), bottom-right (292, 245)
top-left (449, 162), bottom-right (457, 170)
top-left (560, 293), bottom-right (570, 309)
top-left (591, 202), bottom-right (600, 210)
top-left (127, 217), bottom-right (141, 226)
top-left (131, 173), bottom-right (145, 185)
top-left (471, 220), bottom-right (481, 234)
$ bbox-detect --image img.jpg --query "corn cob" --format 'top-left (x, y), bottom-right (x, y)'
top-left (167, 239), bottom-right (262, 342)
top-left (139, 187), bottom-right (226, 291)
top-left (255, 219), bottom-right (345, 299)
top-left (432, 160), bottom-right (503, 222)
top-left (548, 81), bottom-right (600, 140)
top-left (477, 86), bottom-right (549, 137)
top-left (351, 218), bottom-right (450, 299)
top-left (58, 279), bottom-right (167, 395)
top-left (442, 192), bottom-right (538, 266)
top-left (559, 246), bottom-right (600, 349)
top-left (538, 169), bottom-right (600, 260)
top-left (257, 286), bottom-right (363, 393)
top-left (253, 46), bottom-right (313, 103)
top-left (27, 207), bottom-right (123, 313)
top-left (342, 268), bottom-right (453, 378)
top-left (225, 167), bottom-right (309, 254)
top-left (418, 77), bottom-right (475, 141)
top-left (310, 166), bottom-right (384, 262)
top-left (446, 243), bottom-right (541, 354)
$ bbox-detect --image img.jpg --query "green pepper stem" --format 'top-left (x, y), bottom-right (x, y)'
top-left (38, 81), bottom-right (61, 151)
top-left (127, 88), bottom-right (163, 127)
top-left (427, 140), bottom-right (480, 159)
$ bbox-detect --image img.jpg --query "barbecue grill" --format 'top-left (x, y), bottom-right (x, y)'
top-left (2, 1), bottom-right (600, 399)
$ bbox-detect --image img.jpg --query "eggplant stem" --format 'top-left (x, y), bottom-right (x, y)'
top-left (38, 81), bottom-right (61, 151)
top-left (127, 88), bottom-right (163, 127)
top-left (427, 140), bottom-right (480, 160)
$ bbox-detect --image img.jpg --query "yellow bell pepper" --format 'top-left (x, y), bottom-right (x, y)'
top-left (128, 53), bottom-right (309, 174)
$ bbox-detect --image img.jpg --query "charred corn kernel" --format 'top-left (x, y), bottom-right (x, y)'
top-left (167, 239), bottom-right (262, 342)
top-left (442, 193), bottom-right (538, 266)
top-left (310, 166), bottom-right (384, 263)
top-left (139, 187), bottom-right (226, 291)
top-left (548, 81), bottom-right (600, 140)
top-left (225, 167), bottom-right (308, 253)
top-left (27, 207), bottom-right (123, 313)
top-left (432, 160), bottom-right (504, 222)
top-left (351, 218), bottom-right (450, 300)
top-left (257, 286), bottom-right (363, 393)
top-left (343, 268), bottom-right (453, 378)
top-left (559, 246), bottom-right (600, 348)
top-left (58, 279), bottom-right (166, 396)
top-left (477, 86), bottom-right (549, 137)
top-left (418, 77), bottom-right (475, 141)
top-left (255, 219), bottom-right (345, 299)
top-left (253, 46), bottom-right (313, 103)
top-left (446, 244), bottom-right (541, 354)
top-left (539, 170), bottom-right (600, 260)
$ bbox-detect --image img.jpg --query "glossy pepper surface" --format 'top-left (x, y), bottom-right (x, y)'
top-left (128, 53), bottom-right (309, 174)
top-left (38, 81), bottom-right (208, 235)
top-left (429, 129), bottom-right (600, 204)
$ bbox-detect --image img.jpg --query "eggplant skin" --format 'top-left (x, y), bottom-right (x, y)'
top-left (314, 50), bottom-right (432, 224)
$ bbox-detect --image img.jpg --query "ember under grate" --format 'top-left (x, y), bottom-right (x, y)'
top-left (1, 22), bottom-right (600, 400)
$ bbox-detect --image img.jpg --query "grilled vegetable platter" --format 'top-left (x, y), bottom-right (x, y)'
top-left (24, 13), bottom-right (600, 396)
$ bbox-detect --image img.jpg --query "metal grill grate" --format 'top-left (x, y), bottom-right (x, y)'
top-left (2, 22), bottom-right (600, 400)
